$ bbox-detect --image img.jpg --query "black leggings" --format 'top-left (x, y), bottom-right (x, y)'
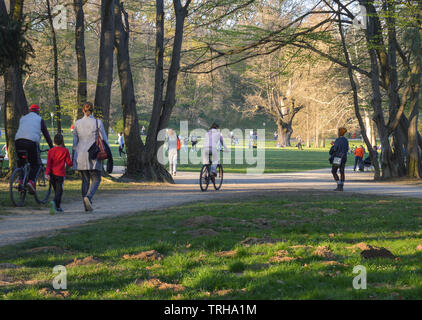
top-left (332, 162), bottom-right (346, 183)
top-left (51, 174), bottom-right (64, 208)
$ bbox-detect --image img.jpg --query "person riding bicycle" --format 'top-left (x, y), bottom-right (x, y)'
top-left (202, 122), bottom-right (227, 177)
top-left (15, 104), bottom-right (53, 194)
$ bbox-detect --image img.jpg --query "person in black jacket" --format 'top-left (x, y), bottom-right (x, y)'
top-left (329, 127), bottom-right (349, 191)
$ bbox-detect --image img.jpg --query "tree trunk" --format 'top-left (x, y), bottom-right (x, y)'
top-left (114, 0), bottom-right (145, 177)
top-left (134, 0), bottom-right (190, 182)
top-left (406, 5), bottom-right (421, 178)
top-left (306, 110), bottom-right (310, 147)
top-left (94, 0), bottom-right (115, 136)
top-left (2, 0), bottom-right (27, 171)
top-left (73, 0), bottom-right (87, 121)
top-left (46, 0), bottom-right (61, 133)
top-left (338, 7), bottom-right (380, 179)
top-left (277, 121), bottom-right (291, 147)
top-left (363, 1), bottom-right (397, 179)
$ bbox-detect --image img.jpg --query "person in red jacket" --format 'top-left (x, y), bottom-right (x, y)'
top-left (45, 133), bottom-right (72, 214)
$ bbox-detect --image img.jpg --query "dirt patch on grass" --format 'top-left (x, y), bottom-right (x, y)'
top-left (269, 256), bottom-right (298, 263)
top-left (313, 246), bottom-right (335, 259)
top-left (346, 242), bottom-right (373, 251)
top-left (269, 249), bottom-right (299, 263)
top-left (182, 216), bottom-right (217, 227)
top-left (239, 237), bottom-right (285, 247)
top-left (123, 250), bottom-right (163, 261)
top-left (145, 264), bottom-right (161, 270)
top-left (38, 288), bottom-right (71, 299)
top-left (0, 274), bottom-right (47, 287)
top-left (361, 247), bottom-right (396, 259)
top-left (135, 278), bottom-right (184, 292)
top-left (346, 243), bottom-right (396, 259)
top-left (289, 245), bottom-right (313, 249)
top-left (185, 228), bottom-right (218, 237)
top-left (321, 261), bottom-right (349, 267)
top-left (66, 256), bottom-right (103, 267)
top-left (215, 250), bottom-right (237, 258)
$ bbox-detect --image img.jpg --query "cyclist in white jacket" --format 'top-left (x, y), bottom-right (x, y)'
top-left (202, 122), bottom-right (227, 176)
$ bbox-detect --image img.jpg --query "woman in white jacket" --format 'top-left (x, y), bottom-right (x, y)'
top-left (73, 102), bottom-right (108, 212)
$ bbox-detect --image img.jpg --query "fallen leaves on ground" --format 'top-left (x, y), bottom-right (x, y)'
top-left (313, 246), bottom-right (335, 259)
top-left (123, 250), bottom-right (163, 261)
top-left (135, 278), bottom-right (184, 292)
top-left (66, 256), bottom-right (103, 267)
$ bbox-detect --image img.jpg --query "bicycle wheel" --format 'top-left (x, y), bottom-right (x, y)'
top-left (10, 168), bottom-right (26, 207)
top-left (199, 165), bottom-right (210, 192)
top-left (213, 164), bottom-right (223, 190)
top-left (34, 167), bottom-right (51, 204)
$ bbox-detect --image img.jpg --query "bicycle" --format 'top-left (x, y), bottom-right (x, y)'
top-left (199, 151), bottom-right (224, 192)
top-left (9, 149), bottom-right (51, 207)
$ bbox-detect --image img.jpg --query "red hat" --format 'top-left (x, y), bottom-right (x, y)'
top-left (29, 104), bottom-right (40, 112)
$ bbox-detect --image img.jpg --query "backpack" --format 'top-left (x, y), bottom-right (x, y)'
top-left (177, 136), bottom-right (181, 151)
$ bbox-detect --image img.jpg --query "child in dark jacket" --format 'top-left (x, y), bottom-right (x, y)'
top-left (46, 134), bottom-right (72, 214)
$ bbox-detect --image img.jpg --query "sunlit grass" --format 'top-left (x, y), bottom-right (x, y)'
top-left (1, 192), bottom-right (422, 300)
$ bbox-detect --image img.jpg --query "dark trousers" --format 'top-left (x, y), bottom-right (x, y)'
top-left (51, 174), bottom-right (64, 208)
top-left (15, 139), bottom-right (40, 181)
top-left (332, 162), bottom-right (346, 183)
top-left (119, 144), bottom-right (125, 157)
top-left (80, 170), bottom-right (101, 205)
top-left (354, 156), bottom-right (362, 170)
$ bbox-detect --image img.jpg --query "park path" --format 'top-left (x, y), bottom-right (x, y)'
top-left (0, 167), bottom-right (422, 248)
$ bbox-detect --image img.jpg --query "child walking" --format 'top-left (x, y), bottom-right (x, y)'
top-left (46, 134), bottom-right (72, 214)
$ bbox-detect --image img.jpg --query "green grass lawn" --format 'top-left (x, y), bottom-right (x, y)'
top-left (1, 191), bottom-right (422, 300)
top-left (1, 131), bottom-right (368, 174)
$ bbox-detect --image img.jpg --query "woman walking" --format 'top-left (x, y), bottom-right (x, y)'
top-left (329, 127), bottom-right (349, 191)
top-left (167, 129), bottom-right (178, 176)
top-left (72, 102), bottom-right (108, 212)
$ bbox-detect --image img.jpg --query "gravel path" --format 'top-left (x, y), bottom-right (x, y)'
top-left (1, 167), bottom-right (421, 247)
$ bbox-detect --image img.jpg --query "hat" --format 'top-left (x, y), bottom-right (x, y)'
top-left (29, 104), bottom-right (40, 112)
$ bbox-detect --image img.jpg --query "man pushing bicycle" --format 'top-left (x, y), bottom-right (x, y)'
top-left (15, 104), bottom-right (54, 194)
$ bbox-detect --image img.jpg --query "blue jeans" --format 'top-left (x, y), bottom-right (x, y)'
top-left (354, 156), bottom-right (362, 170)
top-left (80, 170), bottom-right (101, 204)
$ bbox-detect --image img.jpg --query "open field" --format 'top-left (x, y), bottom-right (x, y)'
top-left (0, 191), bottom-right (421, 300)
top-left (0, 131), bottom-right (367, 174)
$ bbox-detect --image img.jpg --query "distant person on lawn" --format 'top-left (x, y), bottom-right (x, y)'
top-left (329, 127), bottom-right (349, 191)
top-left (117, 132), bottom-right (125, 157)
top-left (46, 134), bottom-right (72, 214)
top-left (166, 129), bottom-right (178, 176)
top-left (72, 102), bottom-right (108, 212)
top-left (353, 145), bottom-right (364, 171)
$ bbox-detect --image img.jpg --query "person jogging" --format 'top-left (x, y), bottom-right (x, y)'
top-left (14, 104), bottom-right (54, 194)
